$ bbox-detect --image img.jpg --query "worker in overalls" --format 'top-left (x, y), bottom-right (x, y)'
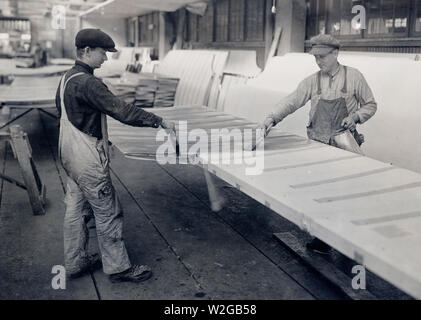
top-left (260, 34), bottom-right (377, 254)
top-left (56, 29), bottom-right (175, 282)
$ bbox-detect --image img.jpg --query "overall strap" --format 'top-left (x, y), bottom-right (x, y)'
top-left (101, 113), bottom-right (109, 155)
top-left (317, 71), bottom-right (322, 95)
top-left (59, 72), bottom-right (85, 121)
top-left (341, 66), bottom-right (347, 94)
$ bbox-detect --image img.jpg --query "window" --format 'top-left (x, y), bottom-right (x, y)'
top-left (138, 12), bottom-right (159, 44)
top-left (414, 0), bottom-right (421, 33)
top-left (187, 0), bottom-right (265, 43)
top-left (366, 0), bottom-right (409, 36)
top-left (245, 0), bottom-right (266, 41)
top-left (306, 0), bottom-right (413, 39)
top-left (127, 18), bottom-right (136, 46)
top-left (340, 0), bottom-right (364, 35)
top-left (229, 0), bottom-right (245, 41)
top-left (215, 0), bottom-right (229, 41)
top-left (306, 0), bottom-right (364, 39)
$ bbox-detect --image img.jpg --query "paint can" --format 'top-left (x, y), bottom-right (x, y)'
top-left (332, 130), bottom-right (364, 155)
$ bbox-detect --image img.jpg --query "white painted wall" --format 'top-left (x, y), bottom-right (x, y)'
top-left (223, 52), bottom-right (421, 174)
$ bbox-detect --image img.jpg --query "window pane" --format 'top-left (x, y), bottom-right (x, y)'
top-left (367, 0), bottom-right (384, 34)
top-left (245, 0), bottom-right (265, 41)
top-left (382, 0), bottom-right (394, 34)
top-left (229, 0), bottom-right (245, 41)
top-left (128, 19), bottom-right (135, 45)
top-left (306, 0), bottom-right (318, 39)
top-left (187, 12), bottom-right (198, 42)
top-left (198, 1), bottom-right (214, 42)
top-left (416, 0), bottom-right (421, 32)
top-left (318, 0), bottom-right (326, 34)
top-left (340, 0), bottom-right (362, 35)
top-left (138, 17), bottom-right (142, 43)
top-left (394, 0), bottom-right (409, 33)
top-left (328, 0), bottom-right (341, 35)
top-left (215, 0), bottom-right (229, 42)
top-left (367, 0), bottom-right (392, 34)
top-left (367, 0), bottom-right (409, 35)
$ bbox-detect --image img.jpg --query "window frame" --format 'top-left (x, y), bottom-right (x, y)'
top-left (364, 0), bottom-right (410, 39)
top-left (410, 0), bottom-right (421, 36)
top-left (306, 0), bottom-right (417, 40)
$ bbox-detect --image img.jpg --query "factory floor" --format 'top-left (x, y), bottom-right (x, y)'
top-left (0, 108), bottom-right (412, 300)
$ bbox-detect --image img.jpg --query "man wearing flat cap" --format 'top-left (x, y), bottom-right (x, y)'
top-left (56, 28), bottom-right (175, 283)
top-left (260, 34), bottom-right (377, 254)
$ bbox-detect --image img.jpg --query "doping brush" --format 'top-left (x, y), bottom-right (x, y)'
top-left (244, 123), bottom-right (273, 151)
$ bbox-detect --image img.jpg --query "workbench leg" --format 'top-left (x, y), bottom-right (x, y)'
top-left (9, 125), bottom-right (46, 215)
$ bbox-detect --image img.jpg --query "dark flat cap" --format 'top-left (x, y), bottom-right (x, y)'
top-left (309, 34), bottom-right (340, 55)
top-left (75, 28), bottom-right (117, 52)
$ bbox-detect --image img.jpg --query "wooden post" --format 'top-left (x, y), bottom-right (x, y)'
top-left (9, 125), bottom-right (46, 215)
top-left (159, 12), bottom-right (172, 60)
top-left (174, 9), bottom-right (186, 50)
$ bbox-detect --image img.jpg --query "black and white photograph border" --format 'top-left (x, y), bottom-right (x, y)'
top-left (0, 0), bottom-right (421, 306)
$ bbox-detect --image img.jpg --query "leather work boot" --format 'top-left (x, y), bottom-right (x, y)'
top-left (109, 265), bottom-right (153, 283)
top-left (306, 238), bottom-right (332, 255)
top-left (68, 253), bottom-right (102, 279)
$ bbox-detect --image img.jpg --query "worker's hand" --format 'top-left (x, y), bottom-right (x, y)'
top-left (341, 116), bottom-right (357, 132)
top-left (258, 117), bottom-right (275, 137)
top-left (161, 120), bottom-right (176, 132)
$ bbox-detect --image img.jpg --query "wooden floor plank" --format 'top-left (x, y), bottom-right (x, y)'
top-left (40, 110), bottom-right (207, 300)
top-left (109, 153), bottom-right (314, 299)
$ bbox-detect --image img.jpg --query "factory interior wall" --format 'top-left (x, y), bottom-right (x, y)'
top-left (124, 0), bottom-right (307, 66)
top-left (62, 17), bottom-right (80, 59)
top-left (20, 15), bottom-right (79, 59)
top-left (28, 16), bottom-right (63, 58)
top-left (80, 17), bottom-right (128, 49)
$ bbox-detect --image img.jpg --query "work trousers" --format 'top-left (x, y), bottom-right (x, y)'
top-left (61, 134), bottom-right (131, 275)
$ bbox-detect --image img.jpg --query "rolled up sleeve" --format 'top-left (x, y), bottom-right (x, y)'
top-left (84, 78), bottom-right (163, 128)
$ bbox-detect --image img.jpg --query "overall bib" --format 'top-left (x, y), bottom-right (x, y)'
top-left (307, 66), bottom-right (362, 150)
top-left (59, 72), bottom-right (131, 275)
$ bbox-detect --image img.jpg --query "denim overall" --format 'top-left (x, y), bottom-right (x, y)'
top-left (307, 66), bottom-right (362, 148)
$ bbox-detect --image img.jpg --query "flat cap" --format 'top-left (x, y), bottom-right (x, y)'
top-left (309, 34), bottom-right (340, 55)
top-left (75, 28), bottom-right (117, 52)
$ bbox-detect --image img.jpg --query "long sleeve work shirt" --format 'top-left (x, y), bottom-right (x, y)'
top-left (269, 64), bottom-right (377, 126)
top-left (55, 60), bottom-right (163, 139)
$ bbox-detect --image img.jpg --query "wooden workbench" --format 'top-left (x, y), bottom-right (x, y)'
top-left (0, 76), bottom-right (60, 106)
top-left (0, 64), bottom-right (70, 78)
top-left (107, 106), bottom-right (421, 299)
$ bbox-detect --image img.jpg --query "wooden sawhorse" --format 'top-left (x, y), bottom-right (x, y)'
top-left (0, 125), bottom-right (46, 215)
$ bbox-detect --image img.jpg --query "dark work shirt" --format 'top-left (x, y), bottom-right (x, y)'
top-left (55, 60), bottom-right (163, 139)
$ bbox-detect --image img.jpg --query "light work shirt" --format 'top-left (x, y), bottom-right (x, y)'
top-left (269, 64), bottom-right (377, 126)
